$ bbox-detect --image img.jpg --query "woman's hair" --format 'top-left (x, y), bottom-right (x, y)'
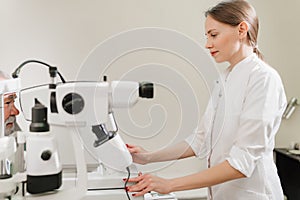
top-left (205, 0), bottom-right (263, 60)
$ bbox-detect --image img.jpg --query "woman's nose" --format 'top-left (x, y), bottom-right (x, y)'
top-left (205, 39), bottom-right (212, 49)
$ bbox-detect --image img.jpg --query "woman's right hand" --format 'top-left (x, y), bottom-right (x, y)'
top-left (126, 144), bottom-right (150, 165)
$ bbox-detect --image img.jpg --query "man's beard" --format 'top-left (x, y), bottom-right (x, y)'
top-left (5, 116), bottom-right (21, 136)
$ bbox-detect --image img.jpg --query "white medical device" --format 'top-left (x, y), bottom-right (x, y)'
top-left (26, 99), bottom-right (62, 194)
top-left (6, 60), bottom-right (154, 200)
top-left (53, 80), bottom-right (153, 170)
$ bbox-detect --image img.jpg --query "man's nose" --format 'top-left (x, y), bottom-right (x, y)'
top-left (11, 104), bottom-right (20, 116)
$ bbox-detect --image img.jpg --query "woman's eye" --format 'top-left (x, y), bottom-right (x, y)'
top-left (211, 33), bottom-right (217, 37)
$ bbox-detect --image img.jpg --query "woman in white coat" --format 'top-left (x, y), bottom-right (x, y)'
top-left (126, 1), bottom-right (286, 199)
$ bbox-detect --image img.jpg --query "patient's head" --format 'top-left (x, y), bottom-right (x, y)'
top-left (0, 70), bottom-right (20, 136)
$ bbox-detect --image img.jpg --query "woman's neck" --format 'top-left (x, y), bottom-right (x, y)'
top-left (228, 46), bottom-right (253, 71)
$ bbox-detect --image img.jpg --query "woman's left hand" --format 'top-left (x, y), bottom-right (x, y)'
top-left (126, 173), bottom-right (172, 197)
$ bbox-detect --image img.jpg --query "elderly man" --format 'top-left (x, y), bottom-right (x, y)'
top-left (0, 70), bottom-right (20, 136)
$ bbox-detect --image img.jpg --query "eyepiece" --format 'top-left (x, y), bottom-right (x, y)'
top-left (30, 98), bottom-right (50, 132)
top-left (139, 82), bottom-right (154, 98)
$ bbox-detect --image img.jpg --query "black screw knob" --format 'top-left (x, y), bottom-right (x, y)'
top-left (41, 150), bottom-right (52, 161)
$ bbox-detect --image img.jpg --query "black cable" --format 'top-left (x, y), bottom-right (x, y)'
top-left (12, 60), bottom-right (66, 83)
top-left (88, 187), bottom-right (125, 191)
top-left (87, 167), bottom-right (131, 199)
top-left (21, 181), bottom-right (26, 196)
top-left (125, 167), bottom-right (131, 200)
top-left (13, 186), bottom-right (19, 195)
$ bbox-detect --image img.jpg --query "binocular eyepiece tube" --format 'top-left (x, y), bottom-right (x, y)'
top-left (139, 82), bottom-right (154, 99)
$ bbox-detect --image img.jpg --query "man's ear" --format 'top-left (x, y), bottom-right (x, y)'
top-left (238, 21), bottom-right (249, 38)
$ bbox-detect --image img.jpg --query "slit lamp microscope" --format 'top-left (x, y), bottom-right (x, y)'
top-left (0, 60), bottom-right (177, 200)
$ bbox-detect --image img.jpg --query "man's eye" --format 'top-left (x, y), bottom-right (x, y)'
top-left (4, 101), bottom-right (13, 105)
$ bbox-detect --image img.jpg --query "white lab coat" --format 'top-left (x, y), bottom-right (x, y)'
top-left (186, 53), bottom-right (286, 200)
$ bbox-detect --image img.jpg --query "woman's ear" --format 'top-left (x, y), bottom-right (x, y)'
top-left (238, 21), bottom-right (249, 39)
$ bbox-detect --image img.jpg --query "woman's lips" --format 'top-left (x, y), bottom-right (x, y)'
top-left (210, 51), bottom-right (218, 57)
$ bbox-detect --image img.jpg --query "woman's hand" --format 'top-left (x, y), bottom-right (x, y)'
top-left (126, 144), bottom-right (150, 165)
top-left (127, 141), bottom-right (194, 164)
top-left (126, 173), bottom-right (172, 197)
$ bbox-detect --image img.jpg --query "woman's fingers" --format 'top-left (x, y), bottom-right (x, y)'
top-left (127, 174), bottom-right (151, 190)
top-left (126, 144), bottom-right (149, 164)
top-left (126, 144), bottom-right (141, 154)
top-left (132, 188), bottom-right (151, 197)
top-left (126, 144), bottom-right (147, 153)
top-left (126, 173), bottom-right (171, 197)
top-left (126, 144), bottom-right (134, 149)
top-left (126, 173), bottom-right (144, 183)
top-left (127, 174), bottom-right (153, 197)
top-left (130, 179), bottom-right (148, 192)
top-left (125, 171), bottom-right (143, 183)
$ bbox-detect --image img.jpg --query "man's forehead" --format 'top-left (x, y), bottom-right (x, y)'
top-left (3, 93), bottom-right (17, 100)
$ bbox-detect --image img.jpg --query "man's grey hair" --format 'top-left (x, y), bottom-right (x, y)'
top-left (0, 70), bottom-right (11, 80)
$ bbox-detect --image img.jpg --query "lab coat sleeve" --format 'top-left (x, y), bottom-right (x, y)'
top-left (185, 94), bottom-right (215, 158)
top-left (227, 68), bottom-right (286, 177)
top-left (185, 126), bottom-right (205, 157)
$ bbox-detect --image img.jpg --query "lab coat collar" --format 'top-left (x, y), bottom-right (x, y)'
top-left (227, 53), bottom-right (257, 73)
top-left (223, 53), bottom-right (258, 81)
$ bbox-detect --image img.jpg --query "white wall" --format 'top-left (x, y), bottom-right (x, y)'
top-left (250, 0), bottom-right (300, 147)
top-left (1, 0), bottom-right (300, 177)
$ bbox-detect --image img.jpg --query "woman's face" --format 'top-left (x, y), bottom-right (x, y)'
top-left (205, 15), bottom-right (241, 65)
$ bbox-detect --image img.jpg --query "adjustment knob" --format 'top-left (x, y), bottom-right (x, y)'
top-left (41, 150), bottom-right (52, 161)
top-left (62, 93), bottom-right (84, 114)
